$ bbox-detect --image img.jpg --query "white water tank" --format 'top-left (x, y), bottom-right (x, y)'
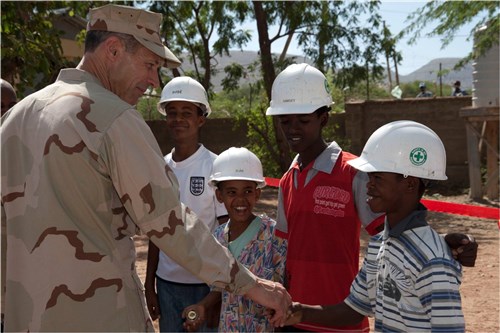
top-left (472, 25), bottom-right (500, 107)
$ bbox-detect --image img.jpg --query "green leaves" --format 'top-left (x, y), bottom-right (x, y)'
top-left (1, 1), bottom-right (92, 97)
top-left (399, 1), bottom-right (500, 68)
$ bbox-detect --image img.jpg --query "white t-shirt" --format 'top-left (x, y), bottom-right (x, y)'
top-left (156, 144), bottom-right (227, 283)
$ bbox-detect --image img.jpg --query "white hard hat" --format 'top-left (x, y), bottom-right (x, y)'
top-left (209, 147), bottom-right (266, 188)
top-left (347, 120), bottom-right (447, 181)
top-left (157, 76), bottom-right (212, 116)
top-left (266, 63), bottom-right (333, 115)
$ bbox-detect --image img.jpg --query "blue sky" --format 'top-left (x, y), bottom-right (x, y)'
top-left (242, 1), bottom-right (477, 75)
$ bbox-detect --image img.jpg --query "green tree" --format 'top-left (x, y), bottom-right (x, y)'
top-left (1, 1), bottom-right (95, 97)
top-left (193, 1), bottom-right (388, 174)
top-left (246, 1), bottom-right (387, 173)
top-left (382, 21), bottom-right (403, 90)
top-left (150, 1), bottom-right (252, 91)
top-left (211, 83), bottom-right (286, 178)
top-left (295, 1), bottom-right (385, 88)
top-left (400, 1), bottom-right (500, 68)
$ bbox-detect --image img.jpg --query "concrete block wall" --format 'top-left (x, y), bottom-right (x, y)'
top-left (345, 96), bottom-right (472, 187)
top-left (147, 118), bottom-right (249, 156)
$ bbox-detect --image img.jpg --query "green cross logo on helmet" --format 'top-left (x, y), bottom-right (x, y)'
top-left (324, 79), bottom-right (331, 94)
top-left (410, 147), bottom-right (427, 166)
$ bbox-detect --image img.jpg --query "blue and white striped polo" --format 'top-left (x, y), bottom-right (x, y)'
top-left (345, 204), bottom-right (465, 332)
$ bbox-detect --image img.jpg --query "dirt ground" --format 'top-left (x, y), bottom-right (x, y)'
top-left (134, 187), bottom-right (499, 333)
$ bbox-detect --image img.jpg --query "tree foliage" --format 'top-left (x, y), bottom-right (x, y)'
top-left (293, 1), bottom-right (385, 88)
top-left (400, 1), bottom-right (500, 68)
top-left (211, 84), bottom-right (286, 178)
top-left (150, 1), bottom-right (252, 91)
top-left (163, 0), bottom-right (390, 174)
top-left (1, 1), bottom-right (94, 97)
top-left (2, 0), bottom-right (395, 176)
top-left (235, 1), bottom-right (388, 173)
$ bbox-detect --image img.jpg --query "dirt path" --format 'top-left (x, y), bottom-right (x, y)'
top-left (135, 187), bottom-right (499, 332)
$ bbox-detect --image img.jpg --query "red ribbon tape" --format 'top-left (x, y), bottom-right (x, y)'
top-left (264, 177), bottom-right (499, 222)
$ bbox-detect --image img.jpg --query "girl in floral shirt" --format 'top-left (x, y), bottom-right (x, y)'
top-left (182, 147), bottom-right (287, 332)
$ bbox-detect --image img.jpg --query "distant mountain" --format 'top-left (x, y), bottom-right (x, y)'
top-left (397, 58), bottom-right (473, 89)
top-left (174, 51), bottom-right (472, 92)
top-left (174, 50), bottom-right (310, 92)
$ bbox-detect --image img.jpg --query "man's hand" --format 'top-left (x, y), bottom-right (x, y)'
top-left (244, 278), bottom-right (292, 327)
top-left (444, 233), bottom-right (478, 267)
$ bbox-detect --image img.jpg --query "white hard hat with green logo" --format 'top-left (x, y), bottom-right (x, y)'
top-left (347, 120), bottom-right (447, 181)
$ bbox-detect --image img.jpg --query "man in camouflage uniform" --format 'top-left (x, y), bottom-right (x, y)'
top-left (0, 4), bottom-right (291, 332)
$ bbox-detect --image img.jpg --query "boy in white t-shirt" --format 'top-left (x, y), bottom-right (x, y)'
top-left (145, 77), bottom-right (228, 332)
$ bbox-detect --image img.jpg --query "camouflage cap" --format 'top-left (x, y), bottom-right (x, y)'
top-left (87, 4), bottom-right (181, 68)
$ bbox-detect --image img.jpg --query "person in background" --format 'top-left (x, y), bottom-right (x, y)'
top-left (416, 82), bottom-right (433, 98)
top-left (285, 120), bottom-right (465, 332)
top-left (265, 63), bottom-right (477, 332)
top-left (182, 147), bottom-right (287, 332)
top-left (145, 76), bottom-right (228, 332)
top-left (0, 4), bottom-right (291, 332)
top-left (452, 80), bottom-right (467, 96)
top-left (1, 78), bottom-right (17, 117)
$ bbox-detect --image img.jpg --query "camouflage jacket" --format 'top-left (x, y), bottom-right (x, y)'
top-left (1, 69), bottom-right (255, 332)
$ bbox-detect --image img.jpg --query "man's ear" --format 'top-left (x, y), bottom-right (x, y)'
top-left (102, 36), bottom-right (123, 61)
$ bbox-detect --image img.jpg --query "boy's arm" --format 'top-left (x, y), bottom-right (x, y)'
top-left (275, 187), bottom-right (289, 238)
top-left (417, 258), bottom-right (465, 331)
top-left (286, 301), bottom-right (365, 327)
top-left (145, 240), bottom-right (160, 321)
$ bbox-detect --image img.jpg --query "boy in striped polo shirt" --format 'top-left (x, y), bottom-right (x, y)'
top-left (285, 120), bottom-right (465, 332)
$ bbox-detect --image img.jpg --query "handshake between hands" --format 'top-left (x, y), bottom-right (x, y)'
top-left (182, 277), bottom-right (298, 331)
top-left (183, 234), bottom-right (478, 331)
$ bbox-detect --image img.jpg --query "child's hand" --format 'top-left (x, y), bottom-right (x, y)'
top-left (266, 302), bottom-right (303, 327)
top-left (182, 304), bottom-right (206, 332)
top-left (444, 233), bottom-right (478, 267)
top-left (284, 302), bottom-right (303, 326)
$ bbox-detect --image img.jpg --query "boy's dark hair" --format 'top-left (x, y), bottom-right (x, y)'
top-left (314, 106), bottom-right (331, 117)
top-left (197, 107), bottom-right (206, 117)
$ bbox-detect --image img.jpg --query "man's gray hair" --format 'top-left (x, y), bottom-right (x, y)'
top-left (84, 30), bottom-right (141, 53)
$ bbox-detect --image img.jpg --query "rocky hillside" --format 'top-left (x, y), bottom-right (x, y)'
top-left (174, 51), bottom-right (473, 91)
top-left (397, 57), bottom-right (473, 89)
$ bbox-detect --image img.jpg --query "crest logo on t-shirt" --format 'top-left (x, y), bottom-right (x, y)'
top-left (190, 177), bottom-right (204, 196)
